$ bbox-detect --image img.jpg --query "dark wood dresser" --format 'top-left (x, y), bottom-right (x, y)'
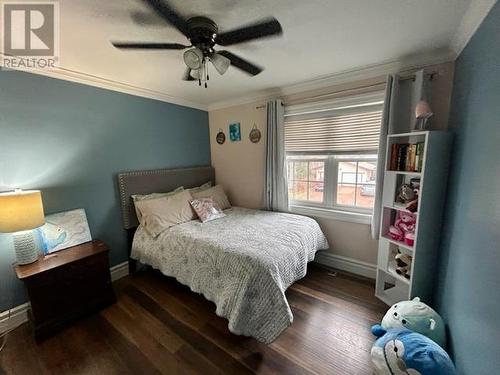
top-left (14, 240), bottom-right (116, 341)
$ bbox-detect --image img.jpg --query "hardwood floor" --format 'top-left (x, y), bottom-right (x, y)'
top-left (0, 264), bottom-right (386, 375)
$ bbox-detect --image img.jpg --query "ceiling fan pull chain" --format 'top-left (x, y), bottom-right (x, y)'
top-left (204, 60), bottom-right (208, 88)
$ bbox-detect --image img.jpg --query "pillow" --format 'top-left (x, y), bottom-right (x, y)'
top-left (131, 186), bottom-right (184, 202)
top-left (187, 181), bottom-right (212, 194)
top-left (190, 198), bottom-right (226, 223)
top-left (191, 185), bottom-right (231, 210)
top-left (132, 186), bottom-right (184, 222)
top-left (134, 190), bottom-right (195, 237)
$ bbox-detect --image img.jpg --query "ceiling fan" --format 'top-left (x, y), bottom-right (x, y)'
top-left (111, 0), bottom-right (283, 88)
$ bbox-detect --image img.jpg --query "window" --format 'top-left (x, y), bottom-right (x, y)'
top-left (336, 157), bottom-right (377, 210)
top-left (285, 92), bottom-right (384, 216)
top-left (287, 158), bottom-right (325, 203)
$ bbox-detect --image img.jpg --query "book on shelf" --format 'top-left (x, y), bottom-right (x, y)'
top-left (389, 142), bottom-right (424, 172)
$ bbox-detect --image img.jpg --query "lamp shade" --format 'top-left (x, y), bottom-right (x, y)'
top-left (0, 190), bottom-right (45, 233)
top-left (183, 48), bottom-right (204, 70)
top-left (190, 69), bottom-right (202, 80)
top-left (211, 53), bottom-right (231, 75)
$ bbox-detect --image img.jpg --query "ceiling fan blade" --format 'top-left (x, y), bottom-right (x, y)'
top-left (130, 10), bottom-right (164, 26)
top-left (142, 0), bottom-right (189, 37)
top-left (216, 17), bottom-right (282, 46)
top-left (218, 51), bottom-right (263, 76)
top-left (182, 67), bottom-right (195, 81)
top-left (112, 42), bottom-right (188, 50)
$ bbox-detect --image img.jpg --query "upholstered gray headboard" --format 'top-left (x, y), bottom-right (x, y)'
top-left (117, 166), bottom-right (215, 229)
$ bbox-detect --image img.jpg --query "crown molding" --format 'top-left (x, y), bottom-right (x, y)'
top-left (207, 48), bottom-right (455, 111)
top-left (450, 0), bottom-right (497, 58)
top-left (0, 56), bottom-right (208, 111)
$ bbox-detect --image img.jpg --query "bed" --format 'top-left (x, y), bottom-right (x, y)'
top-left (117, 166), bottom-right (329, 343)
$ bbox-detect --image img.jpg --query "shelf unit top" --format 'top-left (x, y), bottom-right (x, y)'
top-left (387, 130), bottom-right (448, 138)
top-left (388, 130), bottom-right (429, 138)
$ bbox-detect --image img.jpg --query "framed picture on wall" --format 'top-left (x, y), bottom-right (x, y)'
top-left (229, 123), bottom-right (241, 142)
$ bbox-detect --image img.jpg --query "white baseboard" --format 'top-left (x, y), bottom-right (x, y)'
top-left (110, 261), bottom-right (129, 282)
top-left (0, 303), bottom-right (30, 335)
top-left (314, 251), bottom-right (376, 279)
top-left (0, 261), bottom-right (129, 335)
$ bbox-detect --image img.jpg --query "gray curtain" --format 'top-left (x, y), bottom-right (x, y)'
top-left (264, 99), bottom-right (288, 211)
top-left (371, 76), bottom-right (398, 239)
top-left (371, 70), bottom-right (427, 239)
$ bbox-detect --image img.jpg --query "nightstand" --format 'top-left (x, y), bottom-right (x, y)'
top-left (14, 240), bottom-right (116, 341)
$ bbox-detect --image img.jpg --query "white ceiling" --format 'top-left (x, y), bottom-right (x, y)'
top-left (52, 0), bottom-right (479, 108)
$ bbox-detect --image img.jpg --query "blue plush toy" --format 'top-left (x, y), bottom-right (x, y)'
top-left (371, 327), bottom-right (456, 375)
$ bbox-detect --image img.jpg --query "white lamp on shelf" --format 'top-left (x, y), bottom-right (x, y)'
top-left (0, 189), bottom-right (45, 264)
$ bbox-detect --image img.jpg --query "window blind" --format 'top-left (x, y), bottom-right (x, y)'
top-left (284, 103), bottom-right (383, 153)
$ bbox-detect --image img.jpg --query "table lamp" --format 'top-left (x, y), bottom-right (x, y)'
top-left (0, 189), bottom-right (45, 265)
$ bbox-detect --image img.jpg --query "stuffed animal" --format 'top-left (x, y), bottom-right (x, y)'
top-left (372, 297), bottom-right (446, 348)
top-left (396, 211), bottom-right (416, 235)
top-left (371, 327), bottom-right (456, 375)
top-left (389, 211), bottom-right (417, 242)
top-left (396, 184), bottom-right (416, 204)
top-left (395, 252), bottom-right (412, 279)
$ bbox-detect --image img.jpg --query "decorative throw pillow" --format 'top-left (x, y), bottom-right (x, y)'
top-left (132, 186), bottom-right (184, 222)
top-left (135, 190), bottom-right (195, 237)
top-left (191, 185), bottom-right (231, 210)
top-left (190, 198), bottom-right (226, 223)
top-left (187, 181), bottom-right (212, 194)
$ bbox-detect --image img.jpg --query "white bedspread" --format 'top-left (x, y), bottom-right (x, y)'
top-left (131, 207), bottom-right (329, 343)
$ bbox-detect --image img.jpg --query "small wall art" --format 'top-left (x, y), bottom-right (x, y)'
top-left (229, 122), bottom-right (241, 142)
top-left (36, 208), bottom-right (92, 254)
top-left (249, 124), bottom-right (261, 143)
top-left (216, 128), bottom-right (226, 144)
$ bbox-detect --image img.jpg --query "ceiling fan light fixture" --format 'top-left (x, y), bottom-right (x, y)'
top-left (183, 47), bottom-right (204, 70)
top-left (210, 53), bottom-right (231, 75)
top-left (190, 69), bottom-right (202, 80)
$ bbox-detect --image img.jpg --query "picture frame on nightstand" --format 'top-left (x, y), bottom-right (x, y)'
top-left (36, 208), bottom-right (92, 254)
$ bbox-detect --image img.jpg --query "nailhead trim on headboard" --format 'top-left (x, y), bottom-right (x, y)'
top-left (117, 166), bottom-right (215, 230)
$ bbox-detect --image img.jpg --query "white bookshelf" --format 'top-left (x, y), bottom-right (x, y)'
top-left (375, 131), bottom-right (451, 306)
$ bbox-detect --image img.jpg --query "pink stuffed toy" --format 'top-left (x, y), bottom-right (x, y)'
top-left (389, 211), bottom-right (416, 242)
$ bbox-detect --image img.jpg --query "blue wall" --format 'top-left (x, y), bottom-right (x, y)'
top-left (434, 2), bottom-right (500, 374)
top-left (0, 70), bottom-right (210, 310)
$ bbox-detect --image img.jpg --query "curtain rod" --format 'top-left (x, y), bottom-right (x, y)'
top-left (255, 82), bottom-right (384, 109)
top-left (256, 102), bottom-right (284, 109)
top-left (398, 71), bottom-right (438, 82)
top-left (255, 70), bottom-right (438, 109)
top-left (281, 82), bottom-right (386, 108)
